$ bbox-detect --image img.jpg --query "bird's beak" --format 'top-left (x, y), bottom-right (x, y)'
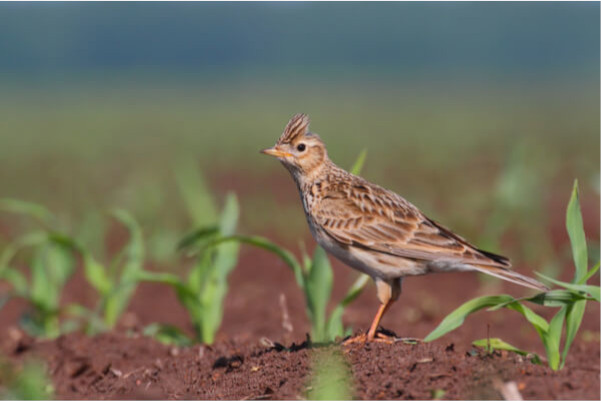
top-left (260, 146), bottom-right (292, 158)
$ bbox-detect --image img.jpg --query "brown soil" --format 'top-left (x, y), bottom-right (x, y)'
top-left (0, 172), bottom-right (599, 400)
top-left (3, 331), bottom-right (599, 400)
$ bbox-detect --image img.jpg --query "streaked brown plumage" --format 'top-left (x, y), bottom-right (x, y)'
top-left (261, 113), bottom-right (548, 342)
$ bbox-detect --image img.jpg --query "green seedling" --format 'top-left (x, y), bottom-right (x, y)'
top-left (143, 322), bottom-right (193, 347)
top-left (425, 180), bottom-right (599, 370)
top-left (0, 200), bottom-right (75, 338)
top-left (174, 158), bottom-right (219, 228)
top-left (139, 194), bottom-right (239, 344)
top-left (65, 209), bottom-right (145, 333)
top-left (0, 358), bottom-right (54, 400)
top-left (430, 389), bottom-right (446, 400)
top-left (139, 163), bottom-right (240, 344)
top-left (306, 347), bottom-right (354, 400)
top-left (472, 338), bottom-right (542, 363)
top-left (0, 199), bottom-right (146, 335)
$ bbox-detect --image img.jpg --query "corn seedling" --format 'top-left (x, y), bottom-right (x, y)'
top-left (214, 151), bottom-right (370, 342)
top-left (139, 194), bottom-right (239, 344)
top-left (64, 209), bottom-right (145, 333)
top-left (138, 162), bottom-right (240, 345)
top-left (0, 358), bottom-right (53, 400)
top-left (425, 180), bottom-right (599, 370)
top-left (306, 347), bottom-right (354, 400)
top-left (0, 200), bottom-right (75, 338)
top-left (472, 337), bottom-right (543, 364)
top-left (0, 200), bottom-right (146, 335)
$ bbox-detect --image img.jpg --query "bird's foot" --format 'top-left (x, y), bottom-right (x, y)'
top-left (341, 328), bottom-right (399, 346)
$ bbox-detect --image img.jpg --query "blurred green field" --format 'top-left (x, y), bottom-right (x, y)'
top-left (0, 77), bottom-right (599, 269)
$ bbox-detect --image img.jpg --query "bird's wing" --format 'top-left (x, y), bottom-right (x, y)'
top-left (312, 180), bottom-right (510, 268)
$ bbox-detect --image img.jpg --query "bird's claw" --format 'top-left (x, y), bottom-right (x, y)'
top-left (341, 329), bottom-right (400, 346)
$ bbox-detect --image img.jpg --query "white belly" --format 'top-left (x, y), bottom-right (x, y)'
top-left (310, 224), bottom-right (422, 280)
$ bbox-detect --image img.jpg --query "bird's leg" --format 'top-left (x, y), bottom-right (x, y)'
top-left (366, 278), bottom-right (401, 341)
top-left (343, 278), bottom-right (401, 345)
top-left (366, 300), bottom-right (393, 341)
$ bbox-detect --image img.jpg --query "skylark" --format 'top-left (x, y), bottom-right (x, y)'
top-left (261, 113), bottom-right (548, 342)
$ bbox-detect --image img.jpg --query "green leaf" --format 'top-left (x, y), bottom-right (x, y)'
top-left (137, 270), bottom-right (202, 335)
top-left (340, 274), bottom-right (370, 308)
top-left (504, 301), bottom-right (561, 369)
top-left (47, 231), bottom-right (81, 250)
top-left (1, 358), bottom-right (54, 400)
top-left (561, 300), bottom-right (586, 369)
top-left (424, 295), bottom-right (516, 342)
top-left (189, 281), bottom-right (214, 341)
top-left (488, 289), bottom-right (589, 310)
top-left (45, 241), bottom-right (75, 290)
top-left (0, 229), bottom-right (76, 338)
top-left (349, 149), bottom-right (367, 175)
top-left (196, 196), bottom-right (240, 344)
top-left (582, 261), bottom-right (599, 283)
top-left (137, 270), bottom-right (196, 300)
top-left (49, 229), bottom-right (110, 296)
top-left (179, 195), bottom-right (241, 343)
top-left (506, 302), bottom-right (549, 334)
top-left (299, 242), bottom-right (312, 274)
top-left (191, 202), bottom-right (240, 344)
top-left (325, 308), bottom-right (345, 341)
top-left (25, 245), bottom-right (63, 338)
top-left (1, 268), bottom-right (28, 296)
top-left (64, 303), bottom-right (106, 335)
top-left (174, 159), bottom-right (217, 227)
top-left (177, 226), bottom-right (219, 251)
top-left (326, 274), bottom-right (369, 340)
top-left (143, 323), bottom-right (193, 346)
top-left (82, 253), bottom-right (111, 296)
top-left (103, 209), bottom-right (144, 327)
top-left (545, 307), bottom-right (567, 370)
top-left (38, 241), bottom-right (75, 315)
top-left (0, 198), bottom-right (55, 226)
top-left (473, 337), bottom-right (533, 356)
top-left (566, 180), bottom-right (588, 283)
top-left (536, 273), bottom-right (600, 302)
top-left (0, 231), bottom-right (48, 274)
top-left (524, 289), bottom-right (590, 307)
top-left (29, 247), bottom-right (54, 312)
top-left (216, 235), bottom-right (304, 288)
top-left (305, 247), bottom-right (334, 342)
top-left (219, 193), bottom-right (239, 236)
top-left (306, 349), bottom-right (353, 401)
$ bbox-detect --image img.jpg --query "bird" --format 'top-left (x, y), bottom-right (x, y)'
top-left (260, 113), bottom-right (548, 343)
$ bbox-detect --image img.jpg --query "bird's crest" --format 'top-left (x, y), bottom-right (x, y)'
top-left (278, 113), bottom-right (310, 144)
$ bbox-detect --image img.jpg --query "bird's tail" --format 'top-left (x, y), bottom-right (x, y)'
top-left (470, 265), bottom-right (549, 292)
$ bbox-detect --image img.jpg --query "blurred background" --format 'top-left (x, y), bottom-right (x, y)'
top-left (0, 2), bottom-right (599, 270)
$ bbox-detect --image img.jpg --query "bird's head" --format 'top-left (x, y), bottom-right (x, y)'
top-left (261, 113), bottom-right (328, 179)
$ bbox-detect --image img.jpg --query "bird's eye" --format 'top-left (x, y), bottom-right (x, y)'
top-left (296, 143), bottom-right (306, 152)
